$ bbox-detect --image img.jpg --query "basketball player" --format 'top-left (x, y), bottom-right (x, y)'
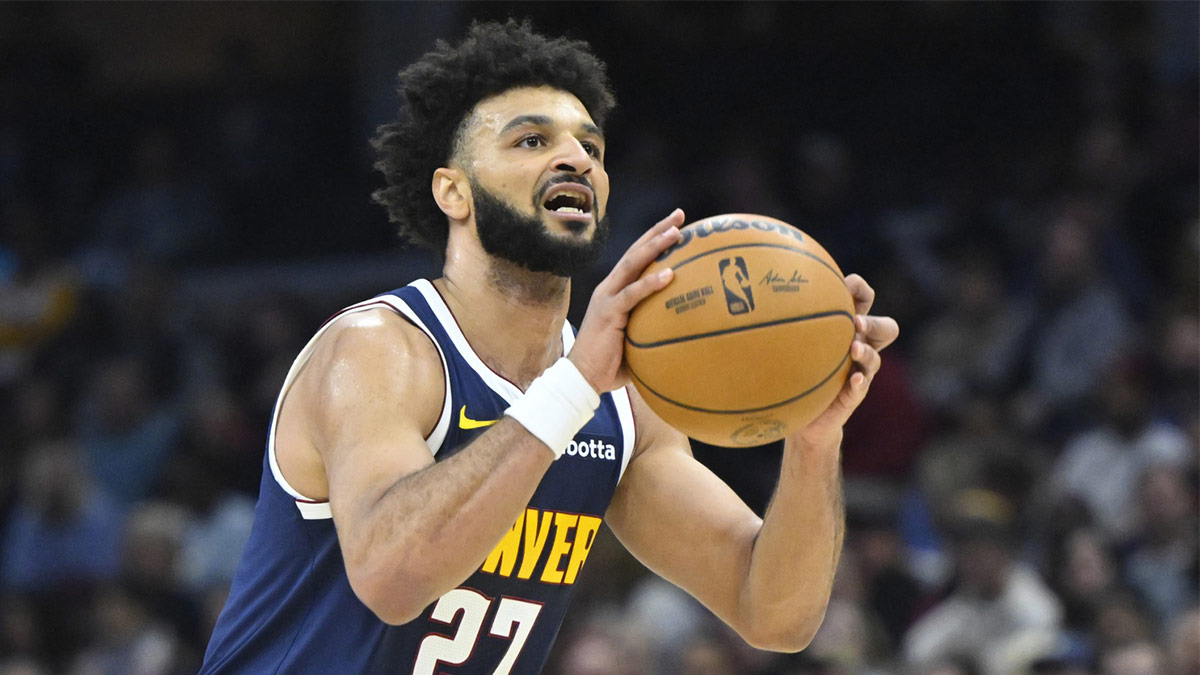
top-left (200, 20), bottom-right (898, 675)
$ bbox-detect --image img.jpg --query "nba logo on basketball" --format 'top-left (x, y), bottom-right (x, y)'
top-left (718, 257), bottom-right (755, 315)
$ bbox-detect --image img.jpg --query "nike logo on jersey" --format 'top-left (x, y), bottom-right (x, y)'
top-left (459, 405), bottom-right (615, 460)
top-left (459, 406), bottom-right (498, 430)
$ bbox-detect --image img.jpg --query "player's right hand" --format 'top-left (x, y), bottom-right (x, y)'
top-left (793, 273), bottom-right (898, 449)
top-left (568, 208), bottom-right (686, 393)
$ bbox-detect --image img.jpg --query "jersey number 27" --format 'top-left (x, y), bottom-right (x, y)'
top-left (413, 588), bottom-right (543, 675)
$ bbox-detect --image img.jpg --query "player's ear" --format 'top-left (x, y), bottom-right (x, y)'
top-left (432, 167), bottom-right (471, 221)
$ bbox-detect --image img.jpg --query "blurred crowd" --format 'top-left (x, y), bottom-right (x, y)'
top-left (1, 3), bottom-right (1197, 675)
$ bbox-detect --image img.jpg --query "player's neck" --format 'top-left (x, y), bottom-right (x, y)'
top-left (436, 250), bottom-right (569, 390)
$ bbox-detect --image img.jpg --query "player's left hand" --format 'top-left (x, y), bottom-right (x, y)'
top-left (569, 208), bottom-right (686, 393)
top-left (794, 273), bottom-right (898, 448)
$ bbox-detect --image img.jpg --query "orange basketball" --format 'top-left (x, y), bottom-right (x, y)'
top-left (625, 214), bottom-right (855, 447)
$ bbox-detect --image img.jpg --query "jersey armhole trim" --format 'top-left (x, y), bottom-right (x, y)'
top-left (266, 295), bottom-right (453, 520)
top-left (613, 386), bottom-right (636, 483)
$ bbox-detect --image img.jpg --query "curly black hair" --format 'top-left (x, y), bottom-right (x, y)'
top-left (371, 19), bottom-right (616, 256)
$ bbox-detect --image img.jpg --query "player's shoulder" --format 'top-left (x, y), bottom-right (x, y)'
top-left (325, 304), bottom-right (419, 338)
top-left (285, 304), bottom-right (444, 423)
top-left (298, 302), bottom-right (446, 437)
top-left (314, 305), bottom-right (441, 378)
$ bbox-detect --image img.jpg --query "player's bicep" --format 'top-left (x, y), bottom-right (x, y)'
top-left (303, 311), bottom-right (446, 526)
top-left (606, 387), bottom-right (762, 625)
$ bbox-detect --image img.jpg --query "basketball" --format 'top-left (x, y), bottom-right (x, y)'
top-left (625, 214), bottom-right (856, 447)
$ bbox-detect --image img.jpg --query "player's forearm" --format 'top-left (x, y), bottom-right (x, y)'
top-left (343, 419), bottom-right (554, 624)
top-left (738, 435), bottom-right (844, 651)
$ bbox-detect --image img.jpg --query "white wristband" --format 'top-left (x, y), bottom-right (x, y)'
top-left (504, 357), bottom-right (601, 460)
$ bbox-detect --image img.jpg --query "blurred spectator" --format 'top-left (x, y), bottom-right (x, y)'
top-left (1092, 591), bottom-right (1157, 655)
top-left (548, 606), bottom-right (654, 675)
top-left (903, 489), bottom-right (1063, 675)
top-left (38, 261), bottom-right (189, 402)
top-left (0, 441), bottom-right (122, 593)
top-left (1030, 638), bottom-right (1095, 675)
top-left (1074, 118), bottom-right (1142, 202)
top-left (117, 503), bottom-right (202, 658)
top-left (167, 385), bottom-right (263, 500)
top-left (896, 485), bottom-right (951, 591)
top-left (679, 633), bottom-right (741, 675)
top-left (874, 202), bottom-right (951, 311)
top-left (874, 149), bottom-right (1012, 319)
top-left (621, 576), bottom-right (709, 673)
top-left (1099, 640), bottom-right (1167, 675)
top-left (160, 432), bottom-right (257, 596)
top-left (1015, 200), bottom-right (1134, 434)
top-left (94, 263), bottom-right (190, 401)
top-left (1121, 466), bottom-right (1199, 626)
top-left (7, 374), bottom-right (69, 454)
top-left (1048, 356), bottom-right (1193, 543)
top-left (75, 354), bottom-right (182, 506)
top-left (0, 202), bottom-right (79, 385)
top-left (903, 394), bottom-right (1042, 588)
top-left (846, 508), bottom-right (922, 655)
top-left (220, 292), bottom-right (315, 431)
top-left (1165, 608), bottom-right (1200, 675)
top-left (551, 621), bottom-right (636, 675)
top-left (0, 594), bottom-right (41, 665)
top-left (804, 549), bottom-right (886, 672)
top-left (1049, 528), bottom-right (1122, 642)
top-left (1, 378), bottom-right (66, 555)
top-left (911, 246), bottom-right (1029, 414)
top-left (68, 583), bottom-right (186, 675)
top-left (1071, 128), bottom-right (1156, 313)
top-left (1152, 307), bottom-right (1200, 435)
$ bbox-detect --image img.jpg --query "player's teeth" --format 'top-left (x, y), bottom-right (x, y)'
top-left (556, 206), bottom-right (583, 213)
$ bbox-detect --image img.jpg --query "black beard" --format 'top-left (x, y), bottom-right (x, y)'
top-left (473, 183), bottom-right (609, 278)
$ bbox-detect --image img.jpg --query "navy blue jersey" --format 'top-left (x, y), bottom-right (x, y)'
top-left (201, 279), bottom-right (635, 674)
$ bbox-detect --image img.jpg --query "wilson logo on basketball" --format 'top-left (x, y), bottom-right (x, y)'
top-left (718, 257), bottom-right (755, 315)
top-left (654, 216), bottom-right (807, 262)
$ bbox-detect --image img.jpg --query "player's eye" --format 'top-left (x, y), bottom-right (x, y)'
top-left (517, 134), bottom-right (545, 149)
top-left (581, 140), bottom-right (603, 159)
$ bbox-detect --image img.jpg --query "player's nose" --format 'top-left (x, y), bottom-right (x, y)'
top-left (551, 137), bottom-right (593, 175)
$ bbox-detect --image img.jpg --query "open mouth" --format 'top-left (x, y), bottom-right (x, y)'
top-left (541, 183), bottom-right (594, 218)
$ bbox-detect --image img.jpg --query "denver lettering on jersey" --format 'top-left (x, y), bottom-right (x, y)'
top-left (481, 507), bottom-right (602, 585)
